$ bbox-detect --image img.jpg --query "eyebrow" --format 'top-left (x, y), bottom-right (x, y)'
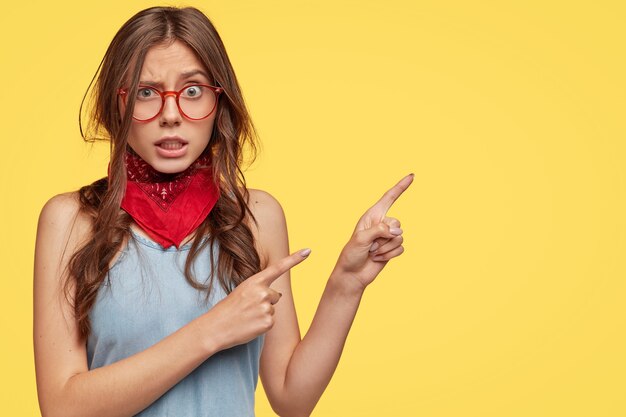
top-left (139, 69), bottom-right (212, 87)
top-left (181, 69), bottom-right (211, 79)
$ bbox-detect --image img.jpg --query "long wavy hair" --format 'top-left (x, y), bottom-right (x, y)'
top-left (65, 6), bottom-right (262, 340)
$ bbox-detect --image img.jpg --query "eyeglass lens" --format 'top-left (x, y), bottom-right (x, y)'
top-left (133, 85), bottom-right (218, 120)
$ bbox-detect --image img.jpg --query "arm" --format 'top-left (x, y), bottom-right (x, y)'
top-left (33, 193), bottom-right (223, 417)
top-left (252, 176), bottom-right (413, 417)
top-left (34, 193), bottom-right (309, 417)
top-left (278, 267), bottom-right (367, 415)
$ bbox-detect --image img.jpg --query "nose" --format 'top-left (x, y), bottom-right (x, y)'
top-left (159, 93), bottom-right (182, 126)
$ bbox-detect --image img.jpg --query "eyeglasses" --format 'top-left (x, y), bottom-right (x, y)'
top-left (118, 84), bottom-right (223, 122)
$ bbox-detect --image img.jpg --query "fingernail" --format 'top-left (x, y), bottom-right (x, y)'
top-left (299, 248), bottom-right (311, 257)
top-left (389, 227), bottom-right (403, 235)
top-left (369, 242), bottom-right (380, 252)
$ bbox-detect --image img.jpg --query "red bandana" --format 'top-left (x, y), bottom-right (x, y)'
top-left (108, 149), bottom-right (220, 249)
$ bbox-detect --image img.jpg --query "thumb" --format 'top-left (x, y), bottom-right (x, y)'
top-left (353, 222), bottom-right (402, 249)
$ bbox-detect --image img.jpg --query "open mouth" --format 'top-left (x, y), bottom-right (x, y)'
top-left (157, 142), bottom-right (185, 150)
top-left (155, 138), bottom-right (189, 158)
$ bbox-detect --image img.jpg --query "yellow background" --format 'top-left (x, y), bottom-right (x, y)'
top-left (1, 1), bottom-right (625, 416)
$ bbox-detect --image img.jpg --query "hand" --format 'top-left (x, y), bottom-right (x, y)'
top-left (206, 249), bottom-right (311, 351)
top-left (333, 173), bottom-right (414, 291)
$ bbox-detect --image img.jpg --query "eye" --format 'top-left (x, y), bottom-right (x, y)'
top-left (182, 85), bottom-right (203, 98)
top-left (136, 87), bottom-right (157, 99)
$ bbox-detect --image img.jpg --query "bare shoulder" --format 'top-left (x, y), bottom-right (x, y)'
top-left (39, 191), bottom-right (92, 229)
top-left (244, 188), bottom-right (289, 269)
top-left (36, 191), bottom-right (93, 262)
top-left (39, 191), bottom-right (81, 221)
top-left (245, 188), bottom-right (287, 235)
top-left (246, 188), bottom-right (285, 218)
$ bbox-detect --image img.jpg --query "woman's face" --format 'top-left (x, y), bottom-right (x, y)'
top-left (121, 40), bottom-right (217, 174)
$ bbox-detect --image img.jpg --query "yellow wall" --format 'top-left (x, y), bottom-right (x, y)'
top-left (1, 1), bottom-right (624, 416)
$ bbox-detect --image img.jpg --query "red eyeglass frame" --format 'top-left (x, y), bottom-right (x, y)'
top-left (117, 83), bottom-right (224, 122)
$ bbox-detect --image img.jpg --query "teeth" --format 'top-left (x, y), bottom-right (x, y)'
top-left (160, 142), bottom-right (184, 150)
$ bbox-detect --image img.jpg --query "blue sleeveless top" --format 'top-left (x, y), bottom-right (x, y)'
top-left (87, 228), bottom-right (264, 416)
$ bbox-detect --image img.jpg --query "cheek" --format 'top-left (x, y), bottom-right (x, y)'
top-left (203, 118), bottom-right (217, 138)
top-left (127, 124), bottom-right (138, 143)
top-left (127, 123), bottom-right (151, 146)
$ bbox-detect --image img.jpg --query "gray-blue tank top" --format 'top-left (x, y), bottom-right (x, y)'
top-left (87, 227), bottom-right (264, 416)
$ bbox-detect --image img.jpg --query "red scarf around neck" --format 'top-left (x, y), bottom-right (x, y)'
top-left (108, 148), bottom-right (220, 249)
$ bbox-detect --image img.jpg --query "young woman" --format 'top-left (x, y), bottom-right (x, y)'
top-left (33, 6), bottom-right (413, 417)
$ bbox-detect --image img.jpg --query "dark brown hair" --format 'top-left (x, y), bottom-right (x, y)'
top-left (66, 6), bottom-right (262, 340)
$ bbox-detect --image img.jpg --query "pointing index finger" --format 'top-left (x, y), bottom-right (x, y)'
top-left (254, 248), bottom-right (311, 286)
top-left (370, 173), bottom-right (414, 218)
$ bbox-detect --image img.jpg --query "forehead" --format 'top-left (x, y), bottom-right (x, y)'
top-left (140, 40), bottom-right (209, 81)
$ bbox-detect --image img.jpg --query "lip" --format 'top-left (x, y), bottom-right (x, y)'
top-left (155, 136), bottom-right (188, 146)
top-left (155, 136), bottom-right (189, 158)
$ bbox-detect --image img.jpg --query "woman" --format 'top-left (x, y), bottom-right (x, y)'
top-left (33, 6), bottom-right (412, 417)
